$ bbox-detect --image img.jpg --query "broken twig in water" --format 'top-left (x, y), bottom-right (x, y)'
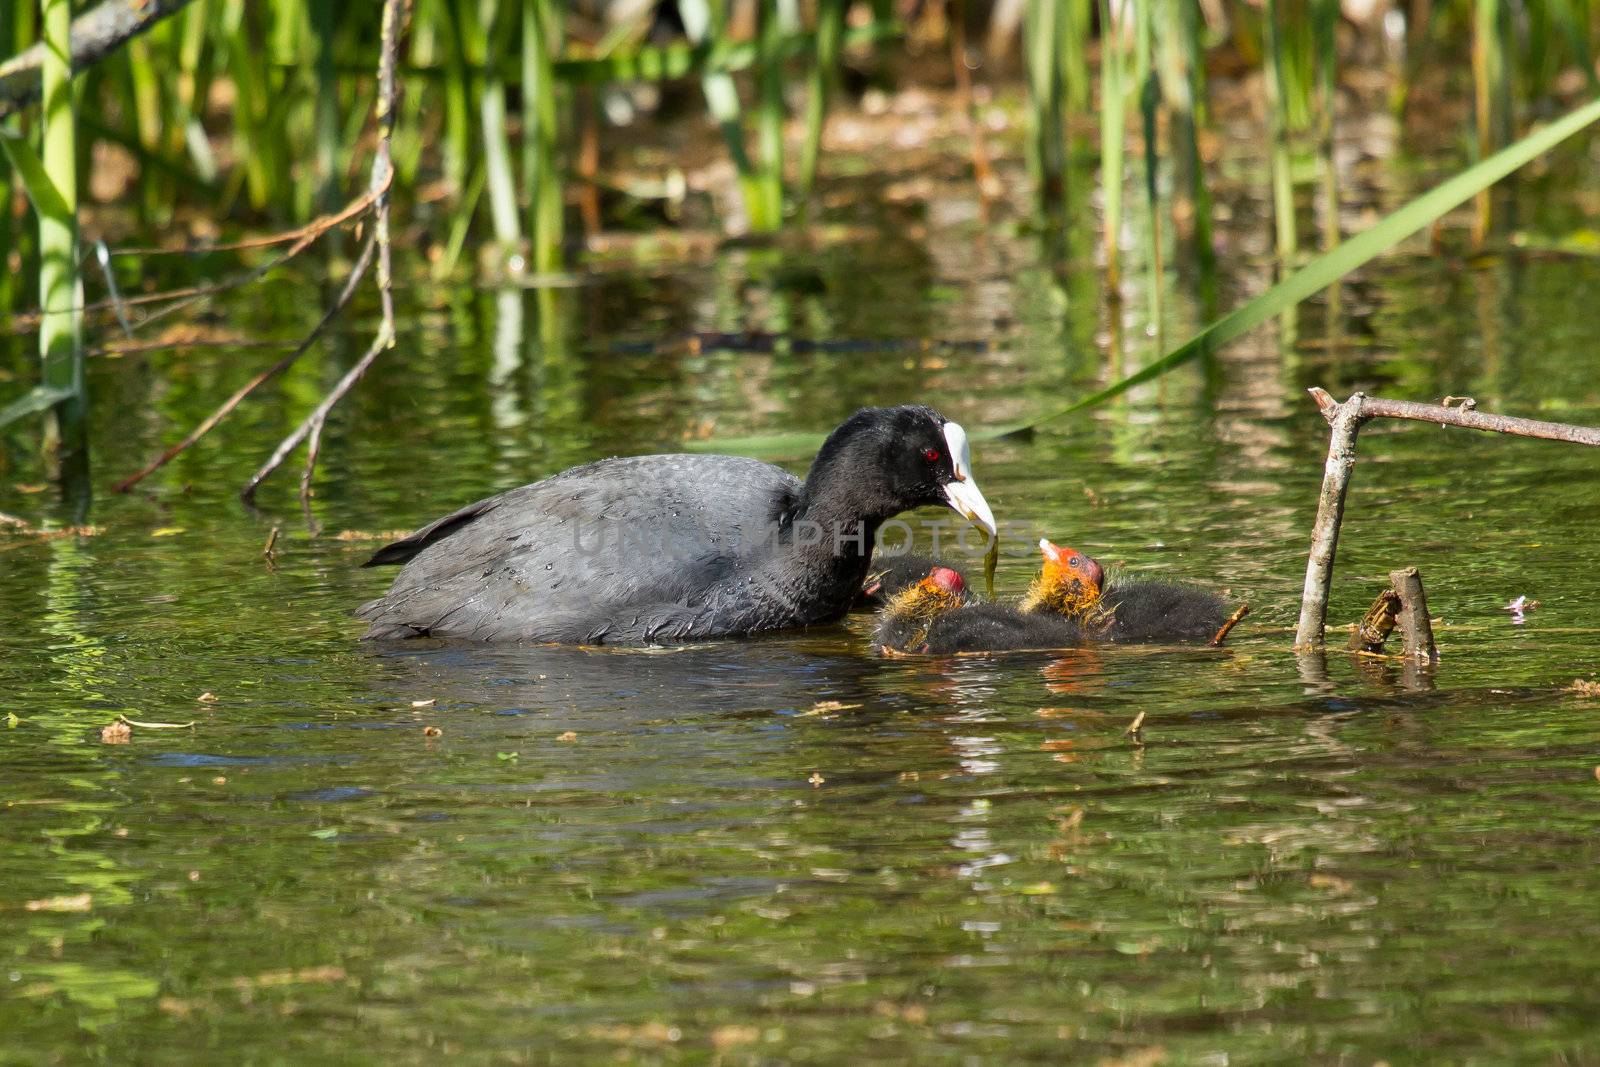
top-left (1211, 603), bottom-right (1251, 645)
top-left (262, 526), bottom-right (281, 560)
top-left (1294, 389), bottom-right (1600, 649)
top-left (1124, 710), bottom-right (1146, 745)
top-left (117, 714), bottom-right (197, 730)
top-left (1389, 566), bottom-right (1437, 662)
top-left (1348, 588), bottom-right (1401, 652)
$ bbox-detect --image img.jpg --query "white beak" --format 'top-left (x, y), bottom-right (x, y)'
top-left (940, 421), bottom-right (997, 536)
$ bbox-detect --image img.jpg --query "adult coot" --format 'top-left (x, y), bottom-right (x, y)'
top-left (358, 405), bottom-right (997, 644)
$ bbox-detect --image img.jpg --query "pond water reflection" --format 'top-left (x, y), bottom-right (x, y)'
top-left (3, 132), bottom-right (1600, 1062)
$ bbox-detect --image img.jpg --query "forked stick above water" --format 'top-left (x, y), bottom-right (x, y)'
top-left (1294, 389), bottom-right (1600, 650)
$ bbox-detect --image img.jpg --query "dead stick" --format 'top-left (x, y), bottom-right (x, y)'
top-left (1309, 387), bottom-right (1600, 446)
top-left (1389, 566), bottom-right (1438, 661)
top-left (243, 0), bottom-right (408, 504)
top-left (112, 232), bottom-right (377, 494)
top-left (1347, 588), bottom-right (1401, 652)
top-left (1211, 603), bottom-right (1250, 645)
top-left (6, 187), bottom-right (379, 336)
top-left (1124, 710), bottom-right (1146, 744)
top-left (0, 0), bottom-right (198, 118)
top-left (262, 525), bottom-right (281, 559)
top-left (1298, 386), bottom-right (1600, 646)
top-left (1294, 392), bottom-right (1366, 648)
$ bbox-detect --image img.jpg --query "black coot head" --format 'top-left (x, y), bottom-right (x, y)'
top-left (805, 405), bottom-right (997, 533)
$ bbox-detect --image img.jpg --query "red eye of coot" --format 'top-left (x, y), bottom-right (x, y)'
top-left (922, 447), bottom-right (941, 462)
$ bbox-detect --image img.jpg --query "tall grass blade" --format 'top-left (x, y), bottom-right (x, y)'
top-left (33, 0), bottom-right (85, 475)
top-left (1024, 0), bottom-right (1066, 207)
top-left (1138, 0), bottom-right (1163, 337)
top-left (1471, 0), bottom-right (1505, 248)
top-left (311, 0), bottom-right (340, 212)
top-left (799, 0), bottom-right (844, 196)
top-left (990, 93), bottom-right (1600, 437)
top-left (753, 1), bottom-right (787, 226)
top-left (681, 0), bottom-right (776, 231)
top-left (441, 0), bottom-right (476, 199)
top-left (523, 0), bottom-right (563, 272)
top-left (1164, 0), bottom-right (1215, 307)
top-left (1265, 0), bottom-right (1298, 269)
top-left (479, 0), bottom-right (524, 259)
top-left (1100, 0), bottom-right (1126, 295)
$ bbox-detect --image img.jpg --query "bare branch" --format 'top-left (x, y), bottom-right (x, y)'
top-left (241, 0), bottom-right (409, 504)
top-left (1296, 388), bottom-right (1600, 650)
top-left (0, 0), bottom-right (199, 119)
top-left (1210, 604), bottom-right (1250, 646)
top-left (1308, 386), bottom-right (1600, 445)
top-left (113, 233), bottom-right (377, 493)
top-left (1294, 393), bottom-right (1365, 649)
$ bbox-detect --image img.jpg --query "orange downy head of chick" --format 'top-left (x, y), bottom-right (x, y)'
top-left (883, 565), bottom-right (968, 625)
top-left (1027, 539), bottom-right (1105, 617)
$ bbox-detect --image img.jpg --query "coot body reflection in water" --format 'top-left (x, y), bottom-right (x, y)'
top-left (358, 406), bottom-right (997, 645)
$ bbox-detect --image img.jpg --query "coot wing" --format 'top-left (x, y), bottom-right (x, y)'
top-left (358, 454), bottom-right (802, 643)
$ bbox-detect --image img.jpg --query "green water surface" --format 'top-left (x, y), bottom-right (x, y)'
top-left (4, 149), bottom-right (1600, 1065)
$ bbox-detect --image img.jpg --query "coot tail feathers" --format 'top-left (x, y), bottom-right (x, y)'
top-left (363, 496), bottom-right (503, 568)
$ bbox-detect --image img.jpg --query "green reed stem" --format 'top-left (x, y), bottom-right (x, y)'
top-left (1313, 0), bottom-right (1339, 251)
top-left (311, 0), bottom-right (340, 212)
top-left (175, 1), bottom-right (218, 182)
top-left (1100, 0), bottom-right (1126, 295)
top-left (1062, 0), bottom-right (1090, 118)
top-left (799, 0), bottom-right (843, 196)
top-left (754, 1), bottom-right (787, 228)
top-left (680, 0), bottom-right (777, 231)
top-left (1472, 0), bottom-right (1504, 248)
top-left (522, 0), bottom-right (563, 272)
top-left (1164, 0), bottom-right (1214, 306)
top-left (1138, 0), bottom-right (1163, 336)
top-left (1025, 0), bottom-right (1067, 208)
top-left (441, 0), bottom-right (475, 199)
top-left (1265, 0), bottom-right (1297, 269)
top-left (479, 0), bottom-right (523, 257)
top-left (38, 0), bottom-right (85, 475)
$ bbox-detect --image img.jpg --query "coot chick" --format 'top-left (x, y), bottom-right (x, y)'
top-left (874, 547), bottom-right (1105, 654)
top-left (358, 405), bottom-right (997, 644)
top-left (1026, 539), bottom-right (1231, 643)
top-left (873, 565), bottom-right (970, 651)
top-left (1097, 578), bottom-right (1232, 642)
top-left (855, 552), bottom-right (944, 609)
top-left (1019, 539), bottom-right (1106, 619)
